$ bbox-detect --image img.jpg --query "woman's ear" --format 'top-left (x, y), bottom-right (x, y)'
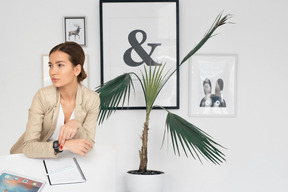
top-left (74, 64), bottom-right (82, 76)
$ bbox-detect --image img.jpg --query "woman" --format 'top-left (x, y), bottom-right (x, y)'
top-left (10, 42), bottom-right (100, 158)
top-left (200, 78), bottom-right (212, 107)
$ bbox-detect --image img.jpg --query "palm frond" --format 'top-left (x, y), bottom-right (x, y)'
top-left (148, 13), bottom-right (233, 107)
top-left (180, 12), bottom-right (233, 65)
top-left (164, 112), bottom-right (226, 164)
top-left (96, 73), bottom-right (137, 124)
top-left (141, 64), bottom-right (169, 112)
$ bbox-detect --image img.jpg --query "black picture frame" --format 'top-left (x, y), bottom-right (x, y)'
top-left (64, 16), bottom-right (87, 46)
top-left (100, 0), bottom-right (179, 109)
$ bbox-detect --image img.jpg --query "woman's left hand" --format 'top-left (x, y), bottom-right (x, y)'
top-left (58, 119), bottom-right (81, 147)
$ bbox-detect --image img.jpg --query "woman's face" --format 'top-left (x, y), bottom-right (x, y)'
top-left (203, 83), bottom-right (211, 94)
top-left (49, 51), bottom-right (80, 88)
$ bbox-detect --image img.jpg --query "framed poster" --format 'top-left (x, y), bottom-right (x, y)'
top-left (188, 54), bottom-right (236, 117)
top-left (100, 0), bottom-right (179, 109)
top-left (42, 55), bottom-right (89, 88)
top-left (64, 17), bottom-right (87, 46)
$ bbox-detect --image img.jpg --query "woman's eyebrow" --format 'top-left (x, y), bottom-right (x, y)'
top-left (48, 61), bottom-right (66, 64)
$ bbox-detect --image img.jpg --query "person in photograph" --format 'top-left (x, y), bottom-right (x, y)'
top-left (10, 42), bottom-right (100, 158)
top-left (211, 78), bottom-right (226, 107)
top-left (200, 78), bottom-right (212, 107)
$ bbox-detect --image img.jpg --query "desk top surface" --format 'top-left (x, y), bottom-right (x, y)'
top-left (0, 145), bottom-right (115, 192)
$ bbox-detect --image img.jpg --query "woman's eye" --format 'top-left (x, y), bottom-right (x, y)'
top-left (48, 64), bottom-right (52, 68)
top-left (58, 64), bottom-right (63, 67)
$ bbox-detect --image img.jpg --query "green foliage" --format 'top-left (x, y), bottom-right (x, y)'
top-left (96, 12), bottom-right (232, 165)
top-left (141, 64), bottom-right (169, 113)
top-left (96, 73), bottom-right (135, 124)
top-left (180, 12), bottom-right (233, 65)
top-left (164, 112), bottom-right (225, 164)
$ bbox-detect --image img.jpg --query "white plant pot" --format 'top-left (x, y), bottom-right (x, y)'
top-left (126, 171), bottom-right (165, 192)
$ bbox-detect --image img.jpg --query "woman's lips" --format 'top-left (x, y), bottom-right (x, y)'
top-left (51, 78), bottom-right (60, 82)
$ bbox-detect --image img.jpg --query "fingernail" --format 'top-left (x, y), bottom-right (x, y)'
top-left (60, 146), bottom-right (63, 150)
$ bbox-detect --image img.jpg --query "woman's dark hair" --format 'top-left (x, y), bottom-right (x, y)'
top-left (203, 78), bottom-right (212, 88)
top-left (49, 41), bottom-right (87, 82)
top-left (217, 78), bottom-right (224, 90)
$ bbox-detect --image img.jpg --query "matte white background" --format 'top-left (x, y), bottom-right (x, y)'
top-left (0, 0), bottom-right (287, 192)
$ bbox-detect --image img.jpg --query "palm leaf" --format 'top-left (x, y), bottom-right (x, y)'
top-left (141, 64), bottom-right (169, 112)
top-left (96, 73), bottom-right (137, 124)
top-left (180, 12), bottom-right (233, 65)
top-left (164, 112), bottom-right (226, 164)
top-left (148, 13), bottom-right (233, 107)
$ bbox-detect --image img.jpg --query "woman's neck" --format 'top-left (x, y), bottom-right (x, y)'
top-left (59, 83), bottom-right (78, 102)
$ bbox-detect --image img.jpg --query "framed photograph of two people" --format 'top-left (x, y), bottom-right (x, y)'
top-left (188, 54), bottom-right (237, 117)
top-left (100, 0), bottom-right (179, 109)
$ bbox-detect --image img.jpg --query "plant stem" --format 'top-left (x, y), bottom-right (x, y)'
top-left (138, 111), bottom-right (151, 172)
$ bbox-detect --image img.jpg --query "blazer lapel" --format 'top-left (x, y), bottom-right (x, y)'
top-left (75, 83), bottom-right (84, 123)
top-left (43, 88), bottom-right (61, 141)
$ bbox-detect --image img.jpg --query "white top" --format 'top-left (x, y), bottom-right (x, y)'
top-left (49, 104), bottom-right (75, 141)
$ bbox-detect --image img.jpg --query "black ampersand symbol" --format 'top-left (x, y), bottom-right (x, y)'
top-left (123, 29), bottom-right (161, 67)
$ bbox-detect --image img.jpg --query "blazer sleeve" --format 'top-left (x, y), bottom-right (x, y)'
top-left (22, 89), bottom-right (58, 158)
top-left (75, 93), bottom-right (100, 145)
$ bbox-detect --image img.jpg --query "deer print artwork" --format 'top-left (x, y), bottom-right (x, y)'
top-left (68, 24), bottom-right (81, 40)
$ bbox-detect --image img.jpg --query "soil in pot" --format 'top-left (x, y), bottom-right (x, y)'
top-left (127, 170), bottom-right (164, 175)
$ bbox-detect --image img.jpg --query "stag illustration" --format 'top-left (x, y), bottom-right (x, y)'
top-left (68, 24), bottom-right (81, 40)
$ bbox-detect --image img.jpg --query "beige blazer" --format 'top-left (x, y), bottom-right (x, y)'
top-left (10, 83), bottom-right (100, 158)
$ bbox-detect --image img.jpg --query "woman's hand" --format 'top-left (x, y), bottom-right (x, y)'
top-left (58, 119), bottom-right (81, 147)
top-left (62, 139), bottom-right (93, 156)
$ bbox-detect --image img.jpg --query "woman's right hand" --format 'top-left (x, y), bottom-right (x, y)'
top-left (62, 139), bottom-right (93, 156)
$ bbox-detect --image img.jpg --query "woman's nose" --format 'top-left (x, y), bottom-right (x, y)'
top-left (49, 67), bottom-right (57, 75)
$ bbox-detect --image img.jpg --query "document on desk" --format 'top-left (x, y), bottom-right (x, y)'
top-left (43, 157), bottom-right (86, 185)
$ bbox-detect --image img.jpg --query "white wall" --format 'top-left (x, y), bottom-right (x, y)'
top-left (1, 0), bottom-right (288, 192)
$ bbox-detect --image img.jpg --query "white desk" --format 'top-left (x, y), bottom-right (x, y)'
top-left (0, 145), bottom-right (115, 192)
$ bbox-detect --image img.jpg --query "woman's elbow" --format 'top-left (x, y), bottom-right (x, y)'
top-left (22, 144), bottom-right (34, 158)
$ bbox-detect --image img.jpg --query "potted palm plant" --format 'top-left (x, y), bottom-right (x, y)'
top-left (96, 13), bottom-right (232, 192)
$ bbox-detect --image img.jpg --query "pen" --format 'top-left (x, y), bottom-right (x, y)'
top-left (46, 166), bottom-right (74, 176)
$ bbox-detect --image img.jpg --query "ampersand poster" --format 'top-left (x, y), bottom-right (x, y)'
top-left (100, 0), bottom-right (179, 109)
